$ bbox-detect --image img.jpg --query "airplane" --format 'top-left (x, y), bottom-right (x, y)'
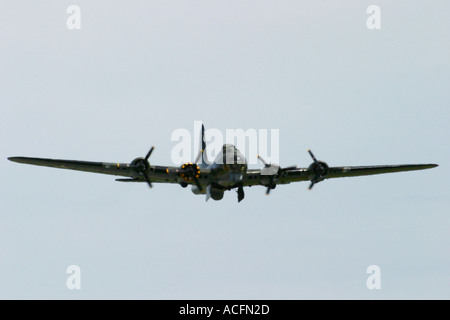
top-left (8, 125), bottom-right (438, 202)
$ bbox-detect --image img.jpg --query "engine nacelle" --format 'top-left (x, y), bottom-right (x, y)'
top-left (131, 157), bottom-right (145, 166)
top-left (308, 161), bottom-right (329, 180)
top-left (179, 162), bottom-right (200, 183)
top-left (260, 163), bottom-right (280, 176)
top-left (130, 157), bottom-right (149, 176)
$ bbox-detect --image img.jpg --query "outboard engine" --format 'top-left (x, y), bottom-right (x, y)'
top-left (307, 149), bottom-right (329, 189)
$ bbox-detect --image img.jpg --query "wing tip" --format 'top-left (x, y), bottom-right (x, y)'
top-left (8, 157), bottom-right (34, 164)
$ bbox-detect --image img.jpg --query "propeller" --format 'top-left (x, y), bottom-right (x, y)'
top-left (131, 146), bottom-right (155, 188)
top-left (307, 149), bottom-right (329, 190)
top-left (206, 184), bottom-right (212, 202)
top-left (178, 124), bottom-right (208, 193)
top-left (237, 185), bottom-right (245, 202)
top-left (195, 124), bottom-right (208, 166)
top-left (257, 155), bottom-right (275, 195)
top-left (143, 146), bottom-right (155, 188)
top-left (257, 155), bottom-right (297, 195)
top-left (257, 155), bottom-right (269, 167)
top-left (307, 149), bottom-right (317, 190)
top-left (308, 149), bottom-right (318, 163)
top-left (144, 146), bottom-right (154, 162)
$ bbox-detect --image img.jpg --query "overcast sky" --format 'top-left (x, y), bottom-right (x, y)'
top-left (1, 1), bottom-right (449, 299)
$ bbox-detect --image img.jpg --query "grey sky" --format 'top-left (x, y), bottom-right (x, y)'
top-left (0, 1), bottom-right (449, 299)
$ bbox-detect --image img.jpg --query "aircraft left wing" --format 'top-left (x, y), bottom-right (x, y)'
top-left (241, 163), bottom-right (437, 193)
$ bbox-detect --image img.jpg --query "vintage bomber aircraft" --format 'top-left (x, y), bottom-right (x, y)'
top-left (8, 125), bottom-right (437, 202)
